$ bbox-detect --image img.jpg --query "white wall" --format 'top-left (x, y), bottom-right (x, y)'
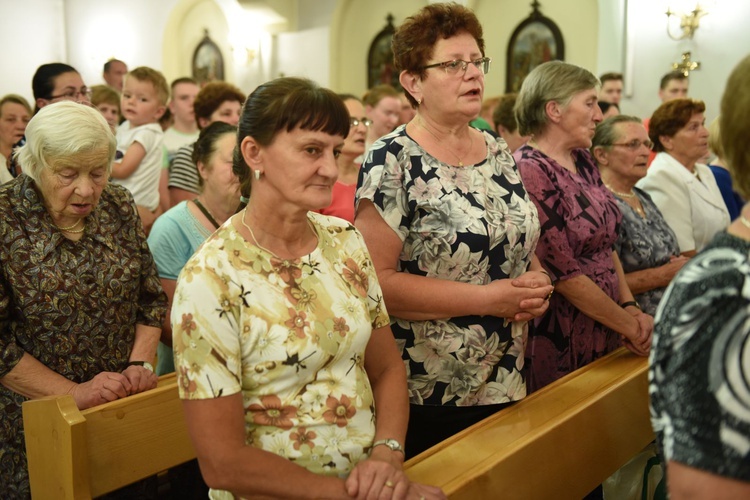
top-left (63, 0), bottom-right (179, 88)
top-left (0, 0), bottom-right (67, 104)
top-left (276, 27), bottom-right (331, 86)
top-left (618, 0), bottom-right (748, 124)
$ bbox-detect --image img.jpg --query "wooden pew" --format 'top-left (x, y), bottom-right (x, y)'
top-left (24, 348), bottom-right (651, 499)
top-left (403, 348), bottom-right (654, 499)
top-left (23, 373), bottom-right (195, 499)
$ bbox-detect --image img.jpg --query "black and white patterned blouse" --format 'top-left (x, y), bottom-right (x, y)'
top-left (650, 231), bottom-right (750, 482)
top-left (356, 126), bottom-right (540, 407)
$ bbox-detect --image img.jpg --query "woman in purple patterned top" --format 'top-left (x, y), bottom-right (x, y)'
top-left (513, 62), bottom-right (653, 393)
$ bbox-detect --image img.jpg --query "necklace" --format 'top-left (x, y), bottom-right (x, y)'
top-left (54, 219), bottom-right (85, 233)
top-left (241, 208), bottom-right (317, 260)
top-left (604, 182), bottom-right (646, 217)
top-left (193, 198), bottom-right (222, 230)
top-left (418, 117), bottom-right (473, 167)
top-left (603, 182), bottom-right (636, 199)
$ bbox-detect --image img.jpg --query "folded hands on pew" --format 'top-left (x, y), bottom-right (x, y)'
top-left (621, 307), bottom-right (653, 357)
top-left (67, 365), bottom-right (158, 410)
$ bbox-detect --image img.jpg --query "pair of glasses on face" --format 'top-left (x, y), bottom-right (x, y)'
top-left (49, 87), bottom-right (93, 101)
top-left (350, 117), bottom-right (373, 128)
top-left (610, 139), bottom-right (654, 151)
top-left (422, 57), bottom-right (492, 76)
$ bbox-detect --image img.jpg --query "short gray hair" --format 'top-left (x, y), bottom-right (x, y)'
top-left (16, 101), bottom-right (116, 183)
top-left (591, 115), bottom-right (644, 153)
top-left (515, 61), bottom-right (599, 137)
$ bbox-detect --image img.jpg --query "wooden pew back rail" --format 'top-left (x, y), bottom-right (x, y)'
top-left (24, 349), bottom-right (652, 499)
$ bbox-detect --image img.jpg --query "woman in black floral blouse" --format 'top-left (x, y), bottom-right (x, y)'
top-left (0, 101), bottom-right (167, 497)
top-left (355, 3), bottom-right (553, 458)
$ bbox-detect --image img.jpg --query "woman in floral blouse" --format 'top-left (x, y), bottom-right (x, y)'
top-left (513, 61), bottom-right (653, 394)
top-left (0, 102), bottom-right (166, 497)
top-left (355, 3), bottom-right (553, 459)
top-left (172, 77), bottom-right (444, 500)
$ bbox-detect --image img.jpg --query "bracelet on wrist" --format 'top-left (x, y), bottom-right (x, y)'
top-left (620, 300), bottom-right (641, 311)
top-left (128, 361), bottom-right (154, 372)
top-left (538, 269), bottom-right (554, 285)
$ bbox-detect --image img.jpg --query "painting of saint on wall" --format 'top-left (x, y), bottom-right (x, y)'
top-left (193, 29), bottom-right (224, 84)
top-left (506, 3), bottom-right (564, 93)
top-left (368, 14), bottom-right (401, 90)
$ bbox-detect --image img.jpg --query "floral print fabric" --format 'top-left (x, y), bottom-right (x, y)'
top-left (356, 126), bottom-right (540, 407)
top-left (613, 188), bottom-right (680, 315)
top-left (0, 175), bottom-right (167, 498)
top-left (650, 232), bottom-right (750, 482)
top-left (172, 213), bottom-right (389, 495)
top-left (514, 146), bottom-right (623, 393)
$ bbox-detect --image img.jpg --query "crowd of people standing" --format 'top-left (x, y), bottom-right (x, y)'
top-left (0, 2), bottom-right (747, 499)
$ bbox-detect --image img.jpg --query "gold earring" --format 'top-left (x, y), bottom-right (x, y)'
top-left (254, 170), bottom-right (261, 180)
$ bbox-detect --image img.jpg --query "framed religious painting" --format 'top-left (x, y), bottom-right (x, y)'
top-left (367, 14), bottom-right (401, 90)
top-left (192, 29), bottom-right (225, 84)
top-left (506, 2), bottom-right (565, 92)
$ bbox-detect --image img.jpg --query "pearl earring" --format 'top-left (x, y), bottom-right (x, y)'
top-left (417, 98), bottom-right (422, 105)
top-left (254, 170), bottom-right (261, 180)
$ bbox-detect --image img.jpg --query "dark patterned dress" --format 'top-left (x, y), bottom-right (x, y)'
top-left (514, 146), bottom-right (622, 393)
top-left (356, 127), bottom-right (540, 407)
top-left (0, 175), bottom-right (167, 498)
top-left (650, 232), bottom-right (750, 482)
top-left (613, 188), bottom-right (680, 315)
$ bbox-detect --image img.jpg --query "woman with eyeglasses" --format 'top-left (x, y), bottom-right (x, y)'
top-left (637, 99), bottom-right (730, 256)
top-left (318, 94), bottom-right (370, 224)
top-left (514, 62), bottom-right (653, 397)
top-left (7, 63), bottom-right (92, 178)
top-left (356, 3), bottom-right (552, 459)
top-left (591, 115), bottom-right (688, 315)
top-left (32, 63), bottom-right (92, 113)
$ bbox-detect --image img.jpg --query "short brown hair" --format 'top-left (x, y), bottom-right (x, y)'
top-left (125, 66), bottom-right (169, 105)
top-left (392, 3), bottom-right (485, 107)
top-left (193, 82), bottom-right (245, 128)
top-left (233, 77), bottom-right (349, 199)
top-left (362, 84), bottom-right (399, 107)
top-left (0, 94), bottom-right (32, 117)
top-left (721, 54), bottom-right (750, 199)
top-left (492, 93), bottom-right (518, 133)
top-left (648, 98), bottom-right (705, 152)
top-left (660, 71), bottom-right (687, 90)
top-left (90, 85), bottom-right (120, 108)
top-left (599, 72), bottom-right (623, 84)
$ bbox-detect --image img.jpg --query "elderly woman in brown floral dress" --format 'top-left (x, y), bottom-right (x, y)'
top-left (0, 101), bottom-right (167, 497)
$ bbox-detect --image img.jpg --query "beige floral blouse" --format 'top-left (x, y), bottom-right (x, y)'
top-left (172, 213), bottom-right (389, 497)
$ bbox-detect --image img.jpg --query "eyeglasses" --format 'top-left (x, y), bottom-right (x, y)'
top-left (48, 87), bottom-right (93, 102)
top-left (422, 57), bottom-right (491, 76)
top-left (350, 117), bottom-right (373, 128)
top-left (609, 139), bottom-right (654, 151)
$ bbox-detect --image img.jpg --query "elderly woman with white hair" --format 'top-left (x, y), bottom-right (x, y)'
top-left (0, 101), bottom-right (166, 497)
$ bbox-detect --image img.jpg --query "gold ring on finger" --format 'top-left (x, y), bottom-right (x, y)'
top-left (385, 480), bottom-right (394, 488)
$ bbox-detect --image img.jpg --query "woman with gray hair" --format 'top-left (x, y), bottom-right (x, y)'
top-left (0, 101), bottom-right (166, 496)
top-left (591, 115), bottom-right (688, 315)
top-left (514, 61), bottom-right (653, 393)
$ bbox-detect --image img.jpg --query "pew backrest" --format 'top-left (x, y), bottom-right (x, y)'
top-left (23, 373), bottom-right (195, 499)
top-left (403, 348), bottom-right (654, 500)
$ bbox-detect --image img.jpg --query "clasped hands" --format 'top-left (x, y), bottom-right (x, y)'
top-left (622, 307), bottom-right (653, 357)
top-left (345, 448), bottom-right (446, 500)
top-left (485, 270), bottom-right (554, 321)
top-left (68, 364), bottom-right (158, 410)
